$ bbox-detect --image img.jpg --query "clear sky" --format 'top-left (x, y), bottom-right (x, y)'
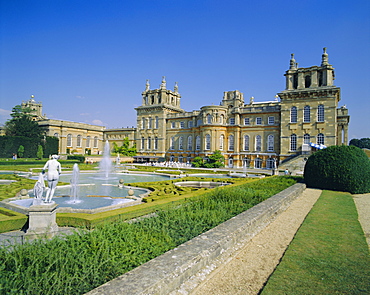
top-left (0, 0), bottom-right (369, 140)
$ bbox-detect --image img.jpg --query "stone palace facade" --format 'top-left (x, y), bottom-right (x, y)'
top-left (8, 48), bottom-right (350, 169)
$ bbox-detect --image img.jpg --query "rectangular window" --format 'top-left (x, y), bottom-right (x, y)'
top-left (171, 122), bottom-right (176, 128)
top-left (244, 117), bottom-right (250, 125)
top-left (256, 117), bottom-right (262, 125)
top-left (180, 121), bottom-right (185, 128)
top-left (188, 121), bottom-right (193, 128)
top-left (268, 116), bottom-right (274, 125)
top-left (229, 118), bottom-right (235, 125)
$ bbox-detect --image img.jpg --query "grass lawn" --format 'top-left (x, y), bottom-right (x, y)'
top-left (261, 190), bottom-right (370, 294)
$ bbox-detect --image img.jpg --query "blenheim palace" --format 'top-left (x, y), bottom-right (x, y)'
top-left (11, 48), bottom-right (350, 169)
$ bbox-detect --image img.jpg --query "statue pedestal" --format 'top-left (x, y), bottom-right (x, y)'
top-left (25, 202), bottom-right (59, 239)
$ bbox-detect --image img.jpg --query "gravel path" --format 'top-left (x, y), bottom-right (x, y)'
top-left (353, 193), bottom-right (370, 249)
top-left (182, 188), bottom-right (323, 295)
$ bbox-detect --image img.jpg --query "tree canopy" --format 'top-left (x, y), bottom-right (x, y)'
top-left (349, 138), bottom-right (370, 149)
top-left (4, 104), bottom-right (44, 139)
top-left (112, 138), bottom-right (137, 156)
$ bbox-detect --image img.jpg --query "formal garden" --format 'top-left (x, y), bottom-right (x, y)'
top-left (0, 107), bottom-right (369, 294)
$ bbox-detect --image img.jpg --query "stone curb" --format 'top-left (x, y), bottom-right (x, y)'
top-left (86, 182), bottom-right (306, 295)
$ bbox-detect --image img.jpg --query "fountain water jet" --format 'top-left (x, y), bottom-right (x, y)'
top-left (99, 140), bottom-right (113, 178)
top-left (69, 163), bottom-right (80, 203)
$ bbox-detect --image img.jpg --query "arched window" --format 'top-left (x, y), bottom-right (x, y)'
top-left (196, 136), bottom-right (201, 150)
top-left (317, 133), bottom-right (325, 145)
top-left (290, 134), bottom-right (297, 151)
top-left (67, 134), bottom-right (72, 147)
top-left (77, 135), bottom-right (82, 147)
top-left (170, 155), bottom-right (175, 162)
top-left (304, 134), bottom-right (310, 144)
top-left (244, 135), bottom-right (249, 151)
top-left (228, 135), bottom-right (234, 151)
top-left (317, 104), bottom-right (325, 122)
top-left (304, 105), bottom-right (310, 123)
top-left (53, 132), bottom-right (59, 138)
top-left (220, 114), bottom-right (224, 124)
top-left (157, 95), bottom-right (161, 104)
top-left (219, 135), bottom-right (224, 150)
top-left (154, 137), bottom-right (158, 150)
top-left (147, 137), bottom-right (151, 149)
top-left (141, 137), bottom-right (145, 150)
top-left (205, 134), bottom-right (211, 150)
top-left (179, 136), bottom-right (183, 150)
top-left (94, 136), bottom-right (98, 148)
top-left (254, 157), bottom-right (262, 169)
top-left (255, 135), bottom-right (262, 152)
top-left (267, 135), bottom-right (274, 151)
top-left (179, 156), bottom-right (183, 163)
top-left (86, 136), bottom-right (91, 148)
top-left (290, 106), bottom-right (297, 123)
top-left (187, 136), bottom-right (192, 150)
top-left (207, 114), bottom-right (212, 124)
top-left (170, 137), bottom-right (175, 150)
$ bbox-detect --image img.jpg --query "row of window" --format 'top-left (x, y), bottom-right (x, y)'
top-left (168, 116), bottom-right (276, 129)
top-left (141, 133), bottom-right (325, 152)
top-left (140, 134), bottom-right (275, 152)
top-left (290, 105), bottom-right (324, 123)
top-left (290, 133), bottom-right (324, 151)
top-left (141, 116), bottom-right (159, 129)
top-left (55, 133), bottom-right (99, 148)
top-left (167, 155), bottom-right (276, 169)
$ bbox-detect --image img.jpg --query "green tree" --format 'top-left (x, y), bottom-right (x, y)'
top-left (36, 145), bottom-right (44, 159)
top-left (9, 104), bottom-right (33, 119)
top-left (112, 138), bottom-right (137, 156)
top-left (192, 156), bottom-right (204, 168)
top-left (17, 145), bottom-right (24, 158)
top-left (4, 114), bottom-right (44, 139)
top-left (204, 150), bottom-right (225, 168)
top-left (349, 138), bottom-right (370, 149)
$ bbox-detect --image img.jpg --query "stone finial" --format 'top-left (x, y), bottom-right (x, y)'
top-left (321, 47), bottom-right (329, 66)
top-left (160, 76), bottom-right (166, 90)
top-left (174, 82), bottom-right (178, 93)
top-left (289, 53), bottom-right (297, 69)
top-left (145, 79), bottom-right (150, 91)
top-left (250, 96), bottom-right (254, 104)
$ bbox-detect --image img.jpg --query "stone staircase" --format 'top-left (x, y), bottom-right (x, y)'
top-left (278, 154), bottom-right (309, 175)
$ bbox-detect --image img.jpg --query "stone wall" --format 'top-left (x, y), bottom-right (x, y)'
top-left (86, 182), bottom-right (306, 295)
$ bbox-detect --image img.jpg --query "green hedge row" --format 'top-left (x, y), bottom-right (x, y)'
top-left (0, 208), bottom-right (27, 233)
top-left (0, 136), bottom-right (58, 158)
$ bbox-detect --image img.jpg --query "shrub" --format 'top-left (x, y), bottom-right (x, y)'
top-left (67, 155), bottom-right (86, 163)
top-left (304, 145), bottom-right (370, 194)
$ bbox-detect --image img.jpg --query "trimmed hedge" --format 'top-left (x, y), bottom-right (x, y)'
top-left (0, 136), bottom-right (58, 158)
top-left (0, 208), bottom-right (27, 233)
top-left (304, 145), bottom-right (370, 194)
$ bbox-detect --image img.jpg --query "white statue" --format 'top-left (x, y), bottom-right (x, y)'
top-left (42, 155), bottom-right (62, 203)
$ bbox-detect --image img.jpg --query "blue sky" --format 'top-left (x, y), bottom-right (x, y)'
top-left (0, 0), bottom-right (369, 140)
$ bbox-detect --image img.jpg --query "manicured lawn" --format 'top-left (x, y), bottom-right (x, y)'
top-left (262, 190), bottom-right (370, 294)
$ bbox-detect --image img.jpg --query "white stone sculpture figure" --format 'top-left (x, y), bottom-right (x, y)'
top-left (42, 155), bottom-right (62, 203)
top-left (33, 173), bottom-right (45, 200)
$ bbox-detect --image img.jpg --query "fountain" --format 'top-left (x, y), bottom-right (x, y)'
top-left (99, 140), bottom-right (112, 178)
top-left (69, 163), bottom-right (80, 204)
